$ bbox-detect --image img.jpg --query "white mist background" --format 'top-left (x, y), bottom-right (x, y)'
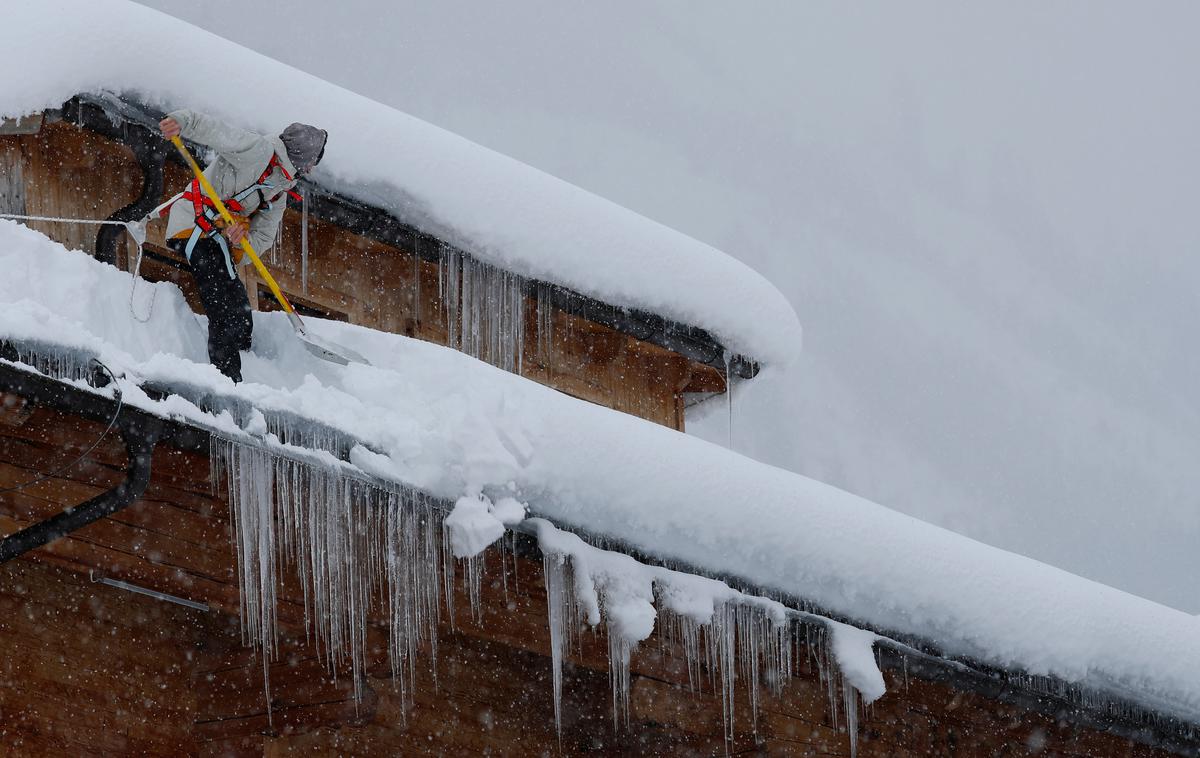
top-left (136, 0), bottom-right (1200, 611)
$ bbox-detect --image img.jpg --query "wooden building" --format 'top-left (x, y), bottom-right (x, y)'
top-left (2, 94), bottom-right (1199, 757)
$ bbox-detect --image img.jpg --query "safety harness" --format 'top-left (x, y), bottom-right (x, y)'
top-left (158, 153), bottom-right (302, 278)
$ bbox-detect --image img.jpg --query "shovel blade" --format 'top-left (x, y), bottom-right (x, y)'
top-left (284, 305), bottom-right (371, 366)
top-left (301, 337), bottom-right (350, 365)
top-left (298, 331), bottom-right (371, 367)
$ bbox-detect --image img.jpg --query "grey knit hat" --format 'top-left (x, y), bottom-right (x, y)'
top-left (279, 122), bottom-right (328, 174)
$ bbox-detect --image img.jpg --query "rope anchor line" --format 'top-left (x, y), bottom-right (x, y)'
top-left (0, 212), bottom-right (136, 228)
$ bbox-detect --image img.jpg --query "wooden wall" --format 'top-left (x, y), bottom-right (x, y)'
top-left (0, 532), bottom-right (1181, 757)
top-left (0, 560), bottom-right (221, 755)
top-left (0, 120), bottom-right (141, 261)
top-left (1, 119), bottom-right (723, 430)
top-left (0, 562), bottom-right (1182, 758)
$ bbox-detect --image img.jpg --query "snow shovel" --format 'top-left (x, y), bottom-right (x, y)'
top-left (169, 136), bottom-right (367, 367)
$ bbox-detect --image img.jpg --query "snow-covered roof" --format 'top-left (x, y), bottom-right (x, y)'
top-left (3, 220), bottom-right (1199, 727)
top-left (0, 0), bottom-right (801, 367)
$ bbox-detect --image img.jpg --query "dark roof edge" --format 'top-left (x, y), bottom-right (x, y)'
top-left (59, 93), bottom-right (758, 380)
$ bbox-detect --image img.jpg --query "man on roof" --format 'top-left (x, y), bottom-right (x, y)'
top-left (155, 110), bottom-right (327, 383)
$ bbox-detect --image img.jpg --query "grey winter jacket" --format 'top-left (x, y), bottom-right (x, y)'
top-left (160, 109), bottom-right (299, 258)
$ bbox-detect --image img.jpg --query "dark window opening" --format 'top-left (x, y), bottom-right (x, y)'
top-left (257, 286), bottom-right (349, 322)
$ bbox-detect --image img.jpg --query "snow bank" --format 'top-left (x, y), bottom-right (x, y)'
top-left (0, 0), bottom-right (800, 366)
top-left (2, 221), bottom-right (1199, 723)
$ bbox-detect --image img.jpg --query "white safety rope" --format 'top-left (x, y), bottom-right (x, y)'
top-left (0, 212), bottom-right (157, 322)
top-left (127, 242), bottom-right (157, 323)
top-left (0, 213), bottom-right (131, 227)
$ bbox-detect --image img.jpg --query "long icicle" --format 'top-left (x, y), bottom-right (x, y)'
top-left (216, 436), bottom-right (449, 724)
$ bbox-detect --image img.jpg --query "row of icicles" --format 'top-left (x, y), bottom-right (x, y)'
top-left (214, 436), bottom-right (873, 752)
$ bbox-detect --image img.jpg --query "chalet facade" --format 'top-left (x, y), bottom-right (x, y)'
top-left (1, 41), bottom-right (1197, 758)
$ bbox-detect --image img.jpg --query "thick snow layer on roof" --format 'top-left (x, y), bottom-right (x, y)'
top-left (0, 0), bottom-right (800, 366)
top-left (2, 220), bottom-right (1199, 721)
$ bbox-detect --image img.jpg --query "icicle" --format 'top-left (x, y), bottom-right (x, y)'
top-left (261, 410), bottom-right (361, 460)
top-left (458, 257), bottom-right (526, 373)
top-left (844, 681), bottom-right (859, 758)
top-left (441, 244), bottom-right (462, 349)
top-left (543, 552), bottom-right (571, 739)
top-left (828, 618), bottom-right (885, 754)
top-left (5, 342), bottom-right (95, 384)
top-left (386, 492), bottom-right (446, 711)
top-left (412, 248), bottom-right (422, 324)
top-left (510, 532), bottom-right (520, 594)
top-left (736, 605), bottom-right (769, 734)
top-left (214, 436), bottom-right (451, 725)
top-left (498, 535), bottom-right (510, 602)
top-left (515, 273), bottom-right (525, 376)
top-left (536, 282), bottom-right (555, 369)
top-left (821, 628), bottom-right (840, 731)
top-left (442, 523), bottom-right (458, 633)
top-left (464, 553), bottom-right (485, 623)
top-left (608, 627), bottom-right (633, 729)
top-left (704, 602), bottom-right (737, 746)
top-left (432, 251), bottom-right (536, 374)
top-left (718, 604), bottom-right (737, 745)
top-left (659, 611), bottom-right (703, 694)
top-left (688, 600), bottom-right (793, 744)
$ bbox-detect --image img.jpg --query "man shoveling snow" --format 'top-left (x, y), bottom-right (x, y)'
top-left (154, 110), bottom-right (327, 382)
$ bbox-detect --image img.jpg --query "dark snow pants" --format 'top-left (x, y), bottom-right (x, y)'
top-left (170, 236), bottom-right (252, 383)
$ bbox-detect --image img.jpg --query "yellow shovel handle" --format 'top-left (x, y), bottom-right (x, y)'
top-left (170, 136), bottom-right (300, 323)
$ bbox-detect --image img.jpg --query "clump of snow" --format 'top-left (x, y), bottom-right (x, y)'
top-left (243, 407), bottom-right (268, 437)
top-left (444, 494), bottom-right (507, 559)
top-left (827, 620), bottom-right (886, 757)
top-left (490, 496), bottom-right (527, 526)
top-left (829, 620), bottom-right (886, 704)
top-left (0, 0), bottom-right (800, 366)
top-left (3, 221), bottom-right (1200, 725)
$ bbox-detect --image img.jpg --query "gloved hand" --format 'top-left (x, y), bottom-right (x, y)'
top-left (223, 220), bottom-right (248, 246)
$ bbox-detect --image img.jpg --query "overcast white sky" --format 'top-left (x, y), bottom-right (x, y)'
top-left (137, 1), bottom-right (1200, 611)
